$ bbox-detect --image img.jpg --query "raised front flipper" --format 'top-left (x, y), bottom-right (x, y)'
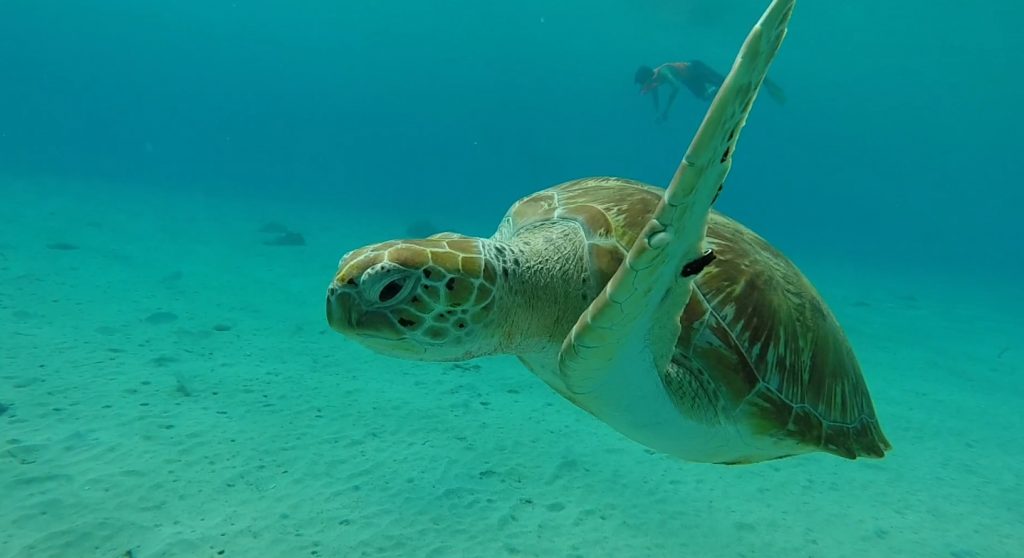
top-left (558, 0), bottom-right (795, 402)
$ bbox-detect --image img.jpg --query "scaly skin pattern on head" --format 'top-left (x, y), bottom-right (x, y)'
top-left (326, 223), bottom-right (595, 364)
top-left (327, 234), bottom-right (499, 360)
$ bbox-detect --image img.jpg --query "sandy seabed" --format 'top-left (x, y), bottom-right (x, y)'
top-left (1, 177), bottom-right (1021, 558)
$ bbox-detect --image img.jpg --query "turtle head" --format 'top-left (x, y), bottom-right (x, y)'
top-left (326, 233), bottom-right (501, 361)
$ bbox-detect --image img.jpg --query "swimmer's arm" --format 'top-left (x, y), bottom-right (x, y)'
top-left (658, 83), bottom-right (679, 122)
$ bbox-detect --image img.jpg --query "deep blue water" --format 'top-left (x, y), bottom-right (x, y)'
top-left (2, 0), bottom-right (1021, 272)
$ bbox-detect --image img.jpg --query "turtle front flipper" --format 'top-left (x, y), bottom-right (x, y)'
top-left (558, 0), bottom-right (794, 399)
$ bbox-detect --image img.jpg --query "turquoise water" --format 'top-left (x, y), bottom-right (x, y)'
top-left (1, 1), bottom-right (1022, 557)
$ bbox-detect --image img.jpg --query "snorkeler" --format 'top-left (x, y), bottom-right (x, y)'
top-left (635, 60), bottom-right (786, 122)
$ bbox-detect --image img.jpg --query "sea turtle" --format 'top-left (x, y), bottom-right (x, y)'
top-left (326, 0), bottom-right (890, 464)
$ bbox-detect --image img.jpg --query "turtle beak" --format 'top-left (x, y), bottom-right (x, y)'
top-left (326, 281), bottom-right (406, 341)
top-left (326, 282), bottom-right (355, 333)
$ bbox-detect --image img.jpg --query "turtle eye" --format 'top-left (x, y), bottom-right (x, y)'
top-left (363, 266), bottom-right (419, 307)
top-left (378, 278), bottom-right (405, 303)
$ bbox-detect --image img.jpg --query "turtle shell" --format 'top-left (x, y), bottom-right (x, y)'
top-left (495, 177), bottom-right (890, 460)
